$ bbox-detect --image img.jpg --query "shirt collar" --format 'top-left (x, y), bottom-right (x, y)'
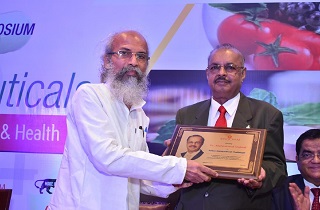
top-left (211, 93), bottom-right (240, 117)
top-left (304, 179), bottom-right (320, 189)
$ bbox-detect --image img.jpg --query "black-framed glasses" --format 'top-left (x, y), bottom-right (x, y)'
top-left (299, 151), bottom-right (320, 161)
top-left (107, 50), bottom-right (150, 62)
top-left (207, 63), bottom-right (244, 75)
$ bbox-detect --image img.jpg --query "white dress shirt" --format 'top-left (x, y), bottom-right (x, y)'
top-left (208, 93), bottom-right (240, 127)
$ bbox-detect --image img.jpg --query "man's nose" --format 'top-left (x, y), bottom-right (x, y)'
top-left (218, 66), bottom-right (227, 75)
top-left (128, 54), bottom-right (138, 66)
top-left (312, 155), bottom-right (320, 162)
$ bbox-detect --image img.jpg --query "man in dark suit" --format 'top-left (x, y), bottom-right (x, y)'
top-left (272, 129), bottom-right (320, 210)
top-left (175, 43), bottom-right (287, 210)
top-left (181, 134), bottom-right (205, 160)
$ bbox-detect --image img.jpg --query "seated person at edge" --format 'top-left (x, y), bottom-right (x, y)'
top-left (173, 43), bottom-right (287, 210)
top-left (181, 134), bottom-right (205, 160)
top-left (47, 30), bottom-right (218, 210)
top-left (272, 129), bottom-right (320, 210)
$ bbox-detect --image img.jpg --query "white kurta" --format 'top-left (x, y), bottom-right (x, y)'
top-left (48, 83), bottom-right (186, 210)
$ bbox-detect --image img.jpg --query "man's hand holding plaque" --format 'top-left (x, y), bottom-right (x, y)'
top-left (238, 167), bottom-right (266, 189)
top-left (163, 139), bottom-right (219, 187)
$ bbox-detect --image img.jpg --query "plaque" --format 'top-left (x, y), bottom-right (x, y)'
top-left (165, 125), bottom-right (267, 180)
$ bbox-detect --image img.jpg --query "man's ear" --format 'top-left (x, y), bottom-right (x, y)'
top-left (241, 67), bottom-right (247, 81)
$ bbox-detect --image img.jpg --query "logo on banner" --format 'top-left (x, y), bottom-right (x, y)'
top-left (0, 11), bottom-right (35, 54)
top-left (34, 179), bottom-right (56, 194)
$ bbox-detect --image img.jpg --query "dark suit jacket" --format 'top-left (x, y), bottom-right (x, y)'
top-left (175, 92), bottom-right (287, 210)
top-left (181, 150), bottom-right (204, 160)
top-left (272, 174), bottom-right (305, 210)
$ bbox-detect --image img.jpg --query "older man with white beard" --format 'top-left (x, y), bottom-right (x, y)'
top-left (47, 30), bottom-right (218, 210)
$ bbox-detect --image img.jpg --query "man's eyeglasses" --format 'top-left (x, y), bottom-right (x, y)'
top-left (207, 63), bottom-right (244, 75)
top-left (299, 151), bottom-right (320, 161)
top-left (107, 50), bottom-right (150, 62)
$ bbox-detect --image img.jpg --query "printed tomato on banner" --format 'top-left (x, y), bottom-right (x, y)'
top-left (202, 2), bottom-right (320, 70)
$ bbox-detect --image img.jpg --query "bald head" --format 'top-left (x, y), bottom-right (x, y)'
top-left (105, 30), bottom-right (149, 55)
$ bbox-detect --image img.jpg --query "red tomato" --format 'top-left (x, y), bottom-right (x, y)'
top-left (217, 14), bottom-right (298, 56)
top-left (217, 14), bottom-right (263, 56)
top-left (291, 30), bottom-right (320, 70)
top-left (309, 55), bottom-right (320, 70)
top-left (253, 36), bottom-right (314, 70)
top-left (259, 20), bottom-right (297, 38)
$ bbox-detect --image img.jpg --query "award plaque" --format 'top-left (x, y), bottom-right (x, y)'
top-left (165, 125), bottom-right (267, 180)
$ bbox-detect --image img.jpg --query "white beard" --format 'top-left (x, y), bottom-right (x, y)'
top-left (105, 65), bottom-right (149, 107)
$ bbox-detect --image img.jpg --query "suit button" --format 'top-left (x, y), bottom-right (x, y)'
top-left (204, 192), bottom-right (209, 197)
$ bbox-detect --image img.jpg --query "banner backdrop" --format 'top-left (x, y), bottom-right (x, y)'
top-left (1, 1), bottom-right (320, 209)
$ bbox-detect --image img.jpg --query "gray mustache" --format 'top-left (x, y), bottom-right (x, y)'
top-left (116, 66), bottom-right (145, 81)
top-left (215, 77), bottom-right (229, 83)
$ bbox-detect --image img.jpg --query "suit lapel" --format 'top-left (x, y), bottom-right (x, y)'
top-left (295, 175), bottom-right (305, 191)
top-left (193, 100), bottom-right (211, 126)
top-left (232, 93), bottom-right (253, 128)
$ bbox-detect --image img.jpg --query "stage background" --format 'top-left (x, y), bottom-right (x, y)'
top-left (1, 0), bottom-right (320, 209)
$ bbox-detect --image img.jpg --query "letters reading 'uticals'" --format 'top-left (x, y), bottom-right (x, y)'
top-left (0, 72), bottom-right (89, 108)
